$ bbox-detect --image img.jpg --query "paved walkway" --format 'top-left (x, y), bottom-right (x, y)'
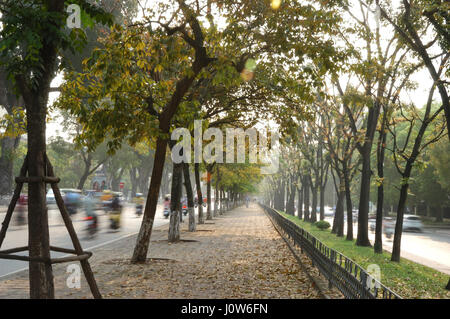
top-left (0, 204), bottom-right (322, 299)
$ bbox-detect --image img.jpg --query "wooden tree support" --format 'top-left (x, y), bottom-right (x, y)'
top-left (0, 154), bottom-right (102, 299)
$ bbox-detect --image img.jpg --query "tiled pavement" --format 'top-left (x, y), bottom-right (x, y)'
top-left (0, 204), bottom-right (322, 299)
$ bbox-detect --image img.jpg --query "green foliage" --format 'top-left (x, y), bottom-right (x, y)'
top-left (314, 220), bottom-right (330, 230)
top-left (54, 0), bottom-right (346, 156)
top-left (0, 106), bottom-right (26, 138)
top-left (279, 211), bottom-right (449, 299)
top-left (0, 0), bottom-right (114, 90)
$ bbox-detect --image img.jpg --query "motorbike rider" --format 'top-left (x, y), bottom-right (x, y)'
top-left (101, 190), bottom-right (113, 213)
top-left (163, 196), bottom-right (170, 218)
top-left (65, 191), bottom-right (80, 215)
top-left (109, 194), bottom-right (122, 230)
top-left (84, 193), bottom-right (98, 238)
top-left (181, 196), bottom-right (188, 217)
top-left (133, 193), bottom-right (144, 216)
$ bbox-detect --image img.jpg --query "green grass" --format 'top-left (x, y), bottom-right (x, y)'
top-left (277, 211), bottom-right (450, 299)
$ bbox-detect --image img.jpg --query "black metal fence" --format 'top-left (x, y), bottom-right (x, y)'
top-left (260, 204), bottom-right (401, 299)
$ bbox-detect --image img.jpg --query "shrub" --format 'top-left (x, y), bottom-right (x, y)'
top-left (314, 220), bottom-right (330, 230)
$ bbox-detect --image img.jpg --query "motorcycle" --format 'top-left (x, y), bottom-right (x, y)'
top-left (182, 204), bottom-right (188, 216)
top-left (84, 215), bottom-right (98, 239)
top-left (109, 210), bottom-right (121, 230)
top-left (163, 208), bottom-right (170, 219)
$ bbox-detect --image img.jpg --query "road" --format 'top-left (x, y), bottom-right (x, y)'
top-left (0, 203), bottom-right (170, 278)
top-left (323, 213), bottom-right (450, 275)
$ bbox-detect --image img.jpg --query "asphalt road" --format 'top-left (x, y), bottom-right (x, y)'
top-left (323, 214), bottom-right (450, 275)
top-left (0, 203), bottom-right (170, 278)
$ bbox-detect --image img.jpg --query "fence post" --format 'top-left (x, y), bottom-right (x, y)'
top-left (328, 250), bottom-right (334, 289)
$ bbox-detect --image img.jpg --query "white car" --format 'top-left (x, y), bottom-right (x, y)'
top-left (402, 215), bottom-right (424, 232)
top-left (369, 215), bottom-right (424, 233)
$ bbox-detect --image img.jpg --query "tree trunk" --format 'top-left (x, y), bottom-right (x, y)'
top-left (206, 167), bottom-right (212, 220)
top-left (336, 178), bottom-right (345, 237)
top-left (131, 137), bottom-right (167, 263)
top-left (286, 180), bottom-right (296, 215)
top-left (343, 169), bottom-right (353, 241)
top-left (310, 184), bottom-right (318, 223)
top-left (214, 165), bottom-right (219, 215)
top-left (77, 170), bottom-right (90, 190)
top-left (435, 206), bottom-right (444, 223)
top-left (391, 180), bottom-right (409, 262)
top-left (356, 147), bottom-right (372, 246)
top-left (297, 185), bottom-right (303, 219)
top-left (27, 98), bottom-right (54, 298)
top-left (194, 163), bottom-right (204, 224)
top-left (183, 163), bottom-right (196, 232)
top-left (221, 189), bottom-right (225, 213)
top-left (319, 184), bottom-right (326, 221)
top-left (77, 153), bottom-right (92, 190)
top-left (303, 176), bottom-right (310, 221)
top-left (374, 179), bottom-right (384, 253)
top-left (331, 169), bottom-right (339, 234)
top-left (279, 180), bottom-right (285, 211)
top-left (169, 162), bottom-right (182, 242)
top-left (374, 113), bottom-right (387, 252)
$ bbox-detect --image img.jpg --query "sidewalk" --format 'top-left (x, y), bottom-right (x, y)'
top-left (0, 204), bottom-right (323, 299)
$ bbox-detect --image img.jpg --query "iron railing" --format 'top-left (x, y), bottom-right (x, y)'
top-left (260, 204), bottom-right (401, 299)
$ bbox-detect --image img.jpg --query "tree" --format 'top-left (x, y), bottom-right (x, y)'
top-left (333, 0), bottom-right (415, 246)
top-left (320, 92), bottom-right (361, 240)
top-left (57, 0), bottom-right (348, 263)
top-left (58, 3), bottom-right (216, 261)
top-left (388, 91), bottom-right (447, 261)
top-left (377, 0), bottom-right (450, 141)
top-left (0, 0), bottom-right (112, 298)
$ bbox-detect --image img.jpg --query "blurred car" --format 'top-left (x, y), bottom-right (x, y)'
top-left (370, 215), bottom-right (423, 233)
top-left (61, 189), bottom-right (83, 215)
top-left (324, 207), bottom-right (335, 217)
top-left (46, 188), bottom-right (56, 205)
top-left (83, 190), bottom-right (103, 210)
top-left (369, 218), bottom-right (376, 231)
top-left (403, 214), bottom-right (424, 232)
